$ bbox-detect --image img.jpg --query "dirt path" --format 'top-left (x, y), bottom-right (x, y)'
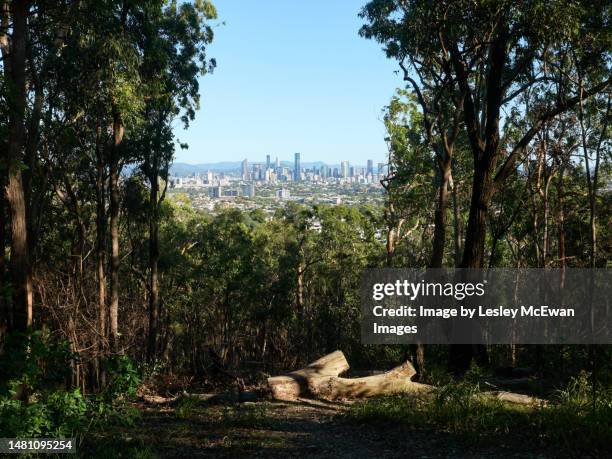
top-left (89, 398), bottom-right (552, 458)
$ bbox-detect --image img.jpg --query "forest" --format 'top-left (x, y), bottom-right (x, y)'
top-left (0, 0), bottom-right (610, 457)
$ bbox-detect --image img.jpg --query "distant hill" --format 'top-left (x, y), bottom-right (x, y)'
top-left (170, 160), bottom-right (362, 175)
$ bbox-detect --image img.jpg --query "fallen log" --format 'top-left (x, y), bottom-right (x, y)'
top-left (268, 351), bottom-right (546, 405)
top-left (267, 350), bottom-right (350, 400)
top-left (309, 361), bottom-right (432, 400)
top-left (268, 350), bottom-right (427, 401)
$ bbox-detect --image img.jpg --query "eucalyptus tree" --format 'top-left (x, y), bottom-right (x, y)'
top-left (361, 0), bottom-right (611, 267)
top-left (134, 0), bottom-right (217, 363)
top-left (381, 89), bottom-right (435, 267)
top-left (1, 0), bottom-right (33, 332)
top-left (361, 0), bottom-right (611, 372)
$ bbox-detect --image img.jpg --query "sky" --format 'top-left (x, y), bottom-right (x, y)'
top-left (173, 0), bottom-right (402, 166)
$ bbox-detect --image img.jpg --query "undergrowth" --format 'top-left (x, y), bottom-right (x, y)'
top-left (346, 370), bottom-right (611, 455)
top-left (0, 331), bottom-right (142, 442)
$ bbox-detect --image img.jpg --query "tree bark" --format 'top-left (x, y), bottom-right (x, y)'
top-left (147, 171), bottom-right (160, 362)
top-left (430, 159), bottom-right (451, 268)
top-left (109, 108), bottom-right (123, 352)
top-left (4, 0), bottom-right (32, 332)
top-left (269, 351), bottom-right (545, 405)
top-left (451, 178), bottom-right (462, 267)
top-left (95, 125), bottom-right (107, 384)
top-left (268, 351), bottom-right (429, 401)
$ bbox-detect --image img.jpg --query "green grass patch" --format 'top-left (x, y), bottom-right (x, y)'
top-left (346, 372), bottom-right (611, 455)
top-left (220, 403), bottom-right (271, 429)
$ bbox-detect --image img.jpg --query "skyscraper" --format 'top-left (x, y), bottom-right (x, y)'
top-left (294, 152), bottom-right (301, 181)
top-left (367, 159), bottom-right (374, 176)
top-left (266, 154), bottom-right (271, 171)
top-left (341, 160), bottom-right (349, 178)
top-left (242, 159), bottom-right (249, 181)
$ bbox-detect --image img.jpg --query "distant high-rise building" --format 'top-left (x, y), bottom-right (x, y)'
top-left (266, 155), bottom-right (271, 171)
top-left (276, 188), bottom-right (290, 199)
top-left (349, 166), bottom-right (355, 178)
top-left (341, 161), bottom-right (349, 178)
top-left (367, 159), bottom-right (374, 176)
top-left (294, 152), bottom-right (301, 181)
top-left (377, 162), bottom-right (385, 176)
top-left (241, 183), bottom-right (255, 198)
top-left (275, 157), bottom-right (280, 169)
top-left (209, 186), bottom-right (222, 198)
top-left (242, 159), bottom-right (249, 180)
top-left (320, 164), bottom-right (328, 178)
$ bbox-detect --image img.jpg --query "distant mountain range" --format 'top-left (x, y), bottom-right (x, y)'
top-left (170, 161), bottom-right (369, 175)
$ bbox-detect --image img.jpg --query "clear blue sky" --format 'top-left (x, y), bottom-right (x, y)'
top-left (173, 0), bottom-right (401, 165)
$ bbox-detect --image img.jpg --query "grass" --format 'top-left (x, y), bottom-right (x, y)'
top-left (175, 396), bottom-right (271, 427)
top-left (345, 372), bottom-right (611, 455)
top-left (220, 403), bottom-right (271, 428)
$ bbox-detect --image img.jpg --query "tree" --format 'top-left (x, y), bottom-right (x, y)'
top-left (135, 0), bottom-right (216, 363)
top-left (361, 0), bottom-right (611, 373)
top-left (1, 0), bottom-right (32, 332)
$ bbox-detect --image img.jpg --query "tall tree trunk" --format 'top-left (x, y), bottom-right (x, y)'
top-left (109, 109), bottom-right (123, 352)
top-left (147, 173), bottom-right (160, 362)
top-left (0, 176), bottom-right (6, 337)
top-left (556, 158), bottom-right (566, 287)
top-left (460, 156), bottom-right (496, 269)
top-left (430, 159), bottom-right (451, 268)
top-left (451, 157), bottom-right (496, 375)
top-left (384, 202), bottom-right (396, 266)
top-left (451, 178), bottom-right (462, 267)
top-left (4, 0), bottom-right (32, 332)
top-left (95, 126), bottom-right (107, 384)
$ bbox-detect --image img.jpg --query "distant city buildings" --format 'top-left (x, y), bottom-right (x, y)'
top-left (242, 159), bottom-right (249, 181)
top-left (209, 186), bottom-right (222, 198)
top-left (242, 183), bottom-right (255, 198)
top-left (341, 160), bottom-right (349, 178)
top-left (168, 155), bottom-right (386, 211)
top-left (294, 152), bottom-right (301, 182)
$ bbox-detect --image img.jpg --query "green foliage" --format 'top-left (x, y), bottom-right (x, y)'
top-left (0, 332), bottom-right (88, 437)
top-left (347, 373), bottom-right (611, 454)
top-left (0, 332), bottom-right (142, 438)
top-left (103, 355), bottom-right (142, 400)
top-left (0, 388), bottom-right (87, 437)
top-left (541, 372), bottom-right (612, 452)
top-left (175, 395), bottom-right (199, 420)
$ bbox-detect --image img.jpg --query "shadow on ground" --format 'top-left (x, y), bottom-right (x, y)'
top-left (84, 399), bottom-right (554, 458)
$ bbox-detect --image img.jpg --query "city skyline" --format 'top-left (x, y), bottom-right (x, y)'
top-left (171, 155), bottom-right (386, 168)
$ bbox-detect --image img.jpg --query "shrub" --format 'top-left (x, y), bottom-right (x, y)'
top-left (0, 332), bottom-right (142, 437)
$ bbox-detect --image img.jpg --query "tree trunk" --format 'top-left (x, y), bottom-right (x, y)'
top-left (147, 173), bottom-right (160, 362)
top-left (108, 109), bottom-right (123, 352)
top-left (0, 175), bottom-right (6, 336)
top-left (452, 178), bottom-right (462, 267)
top-left (430, 159), bottom-right (451, 268)
top-left (4, 0), bottom-right (32, 332)
top-left (95, 126), bottom-right (107, 385)
top-left (268, 351), bottom-right (429, 401)
top-left (269, 351), bottom-right (545, 405)
top-left (450, 157), bottom-right (495, 375)
top-left (556, 156), bottom-right (566, 287)
top-left (460, 157), bottom-right (496, 269)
